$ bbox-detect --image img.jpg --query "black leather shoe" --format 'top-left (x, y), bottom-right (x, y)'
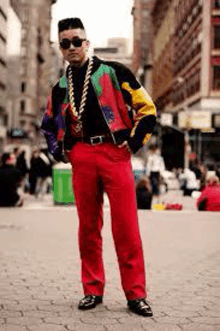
top-left (127, 299), bottom-right (153, 317)
top-left (78, 295), bottom-right (103, 310)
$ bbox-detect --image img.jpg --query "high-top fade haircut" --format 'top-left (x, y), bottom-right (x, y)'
top-left (58, 18), bottom-right (85, 33)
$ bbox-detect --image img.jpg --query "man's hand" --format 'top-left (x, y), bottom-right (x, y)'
top-left (118, 140), bottom-right (132, 154)
top-left (61, 154), bottom-right (69, 163)
top-left (53, 153), bottom-right (69, 163)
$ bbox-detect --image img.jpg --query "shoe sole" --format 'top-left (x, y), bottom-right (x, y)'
top-left (128, 306), bottom-right (153, 317)
top-left (78, 301), bottom-right (103, 310)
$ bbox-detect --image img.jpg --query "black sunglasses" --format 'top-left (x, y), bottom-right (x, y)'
top-left (60, 38), bottom-right (86, 49)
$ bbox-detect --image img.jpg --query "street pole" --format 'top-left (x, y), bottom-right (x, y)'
top-left (184, 129), bottom-right (190, 169)
top-left (198, 130), bottom-right (202, 162)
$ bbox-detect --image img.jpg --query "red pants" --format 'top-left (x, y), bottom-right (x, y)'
top-left (68, 142), bottom-right (147, 300)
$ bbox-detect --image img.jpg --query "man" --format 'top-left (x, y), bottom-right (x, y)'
top-left (35, 149), bottom-right (52, 198)
top-left (0, 153), bottom-right (23, 207)
top-left (146, 144), bottom-right (165, 198)
top-left (41, 17), bottom-right (156, 317)
top-left (197, 176), bottom-right (220, 211)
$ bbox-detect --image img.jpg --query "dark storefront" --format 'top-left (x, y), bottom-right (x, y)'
top-left (189, 131), bottom-right (220, 166)
top-left (152, 123), bottom-right (185, 171)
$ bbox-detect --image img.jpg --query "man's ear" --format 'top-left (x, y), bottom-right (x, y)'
top-left (86, 40), bottom-right (90, 51)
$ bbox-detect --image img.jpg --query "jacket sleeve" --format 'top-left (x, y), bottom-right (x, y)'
top-left (114, 63), bottom-right (157, 153)
top-left (40, 94), bottom-right (63, 158)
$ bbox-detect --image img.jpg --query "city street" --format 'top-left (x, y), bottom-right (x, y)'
top-left (0, 193), bottom-right (220, 331)
top-left (1, 0), bottom-right (220, 329)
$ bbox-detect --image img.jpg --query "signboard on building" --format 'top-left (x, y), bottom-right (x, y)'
top-left (178, 112), bottom-right (191, 129)
top-left (178, 111), bottom-right (211, 130)
top-left (190, 111), bottom-right (211, 129)
top-left (8, 128), bottom-right (28, 139)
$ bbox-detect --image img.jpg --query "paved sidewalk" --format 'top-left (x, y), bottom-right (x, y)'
top-left (21, 189), bottom-right (197, 211)
top-left (0, 205), bottom-right (220, 331)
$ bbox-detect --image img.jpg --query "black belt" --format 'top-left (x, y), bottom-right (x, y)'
top-left (74, 134), bottom-right (114, 145)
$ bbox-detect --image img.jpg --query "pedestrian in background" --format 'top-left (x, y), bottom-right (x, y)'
top-left (199, 164), bottom-right (208, 191)
top-left (179, 167), bottom-right (199, 196)
top-left (0, 153), bottom-right (23, 207)
top-left (197, 176), bottom-right (220, 211)
top-left (35, 149), bottom-right (51, 198)
top-left (16, 150), bottom-right (28, 179)
top-left (146, 144), bottom-right (165, 199)
top-left (136, 176), bottom-right (153, 210)
top-left (29, 148), bottom-right (39, 195)
top-left (16, 150), bottom-right (29, 193)
top-left (41, 17), bottom-right (156, 316)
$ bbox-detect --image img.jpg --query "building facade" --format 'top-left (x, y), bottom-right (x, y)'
top-left (0, 0), bottom-right (9, 151)
top-left (94, 38), bottom-right (132, 69)
top-left (151, 0), bottom-right (174, 112)
top-left (7, 0), bottom-right (57, 148)
top-left (7, 5), bottom-right (22, 134)
top-left (152, 0), bottom-right (220, 166)
top-left (132, 0), bottom-right (154, 92)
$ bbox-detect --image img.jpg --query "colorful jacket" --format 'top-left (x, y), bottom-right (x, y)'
top-left (41, 56), bottom-right (157, 157)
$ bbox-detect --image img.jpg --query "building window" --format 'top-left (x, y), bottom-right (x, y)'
top-left (213, 66), bottom-right (220, 89)
top-left (21, 27), bottom-right (28, 40)
top-left (20, 60), bottom-right (27, 76)
top-left (0, 57), bottom-right (6, 67)
top-left (20, 120), bottom-right (26, 128)
top-left (214, 0), bottom-right (220, 8)
top-left (21, 9), bottom-right (29, 24)
top-left (214, 26), bottom-right (220, 48)
top-left (20, 100), bottom-right (26, 113)
top-left (3, 114), bottom-right (8, 126)
top-left (0, 81), bottom-right (6, 90)
top-left (37, 28), bottom-right (43, 48)
top-left (21, 82), bottom-right (26, 93)
top-left (21, 45), bottom-right (27, 58)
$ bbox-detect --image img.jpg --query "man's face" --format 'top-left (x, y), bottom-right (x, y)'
top-left (59, 28), bottom-right (89, 66)
top-left (7, 153), bottom-right (16, 166)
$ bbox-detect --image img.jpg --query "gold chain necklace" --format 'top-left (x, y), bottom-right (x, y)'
top-left (68, 57), bottom-right (93, 133)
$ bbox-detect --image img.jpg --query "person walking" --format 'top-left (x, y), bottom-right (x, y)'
top-left (179, 167), bottom-right (199, 196)
top-left (35, 149), bottom-right (51, 199)
top-left (146, 145), bottom-right (165, 199)
top-left (16, 150), bottom-right (29, 192)
top-left (41, 17), bottom-right (156, 317)
top-left (29, 148), bottom-right (39, 195)
top-left (16, 150), bottom-right (28, 178)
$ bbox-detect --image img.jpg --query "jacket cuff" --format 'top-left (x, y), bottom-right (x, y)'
top-left (127, 138), bottom-right (141, 154)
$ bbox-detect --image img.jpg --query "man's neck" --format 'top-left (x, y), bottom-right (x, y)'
top-left (70, 56), bottom-right (89, 68)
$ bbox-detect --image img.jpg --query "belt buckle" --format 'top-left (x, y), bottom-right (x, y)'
top-left (90, 136), bottom-right (103, 145)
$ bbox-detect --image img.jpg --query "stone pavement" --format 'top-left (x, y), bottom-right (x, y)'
top-left (0, 199), bottom-right (220, 331)
top-left (21, 189), bottom-right (197, 211)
